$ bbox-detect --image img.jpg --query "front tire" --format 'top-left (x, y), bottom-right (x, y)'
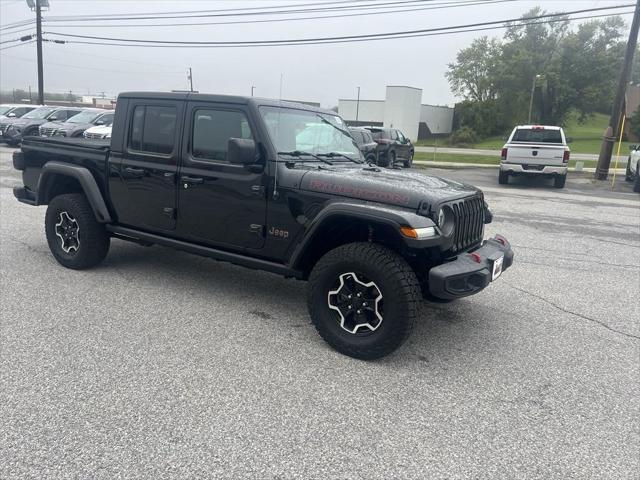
top-left (307, 242), bottom-right (420, 360)
top-left (45, 193), bottom-right (110, 269)
top-left (403, 151), bottom-right (413, 168)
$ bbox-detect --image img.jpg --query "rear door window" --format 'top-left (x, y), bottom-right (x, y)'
top-left (512, 128), bottom-right (563, 144)
top-left (129, 105), bottom-right (177, 155)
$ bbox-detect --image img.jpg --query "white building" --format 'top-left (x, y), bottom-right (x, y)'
top-left (338, 85), bottom-right (454, 141)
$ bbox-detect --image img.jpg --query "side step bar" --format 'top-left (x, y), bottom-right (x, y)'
top-left (106, 225), bottom-right (303, 279)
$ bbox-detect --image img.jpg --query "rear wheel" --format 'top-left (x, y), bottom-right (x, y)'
top-left (498, 171), bottom-right (509, 185)
top-left (625, 157), bottom-right (633, 182)
top-left (45, 193), bottom-right (110, 269)
top-left (554, 174), bottom-right (566, 189)
top-left (365, 153), bottom-right (377, 164)
top-left (307, 242), bottom-right (420, 359)
top-left (634, 171), bottom-right (640, 193)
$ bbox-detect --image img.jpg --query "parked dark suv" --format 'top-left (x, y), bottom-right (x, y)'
top-left (365, 127), bottom-right (414, 168)
top-left (348, 127), bottom-right (378, 163)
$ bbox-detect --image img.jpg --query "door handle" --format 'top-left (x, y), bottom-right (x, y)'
top-left (124, 167), bottom-right (145, 176)
top-left (181, 176), bottom-right (204, 184)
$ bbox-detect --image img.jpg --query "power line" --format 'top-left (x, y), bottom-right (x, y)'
top-left (0, 39), bottom-right (35, 51)
top-left (43, 5), bottom-right (635, 47)
top-left (44, 11), bottom-right (634, 50)
top-left (39, 0), bottom-right (513, 29)
top-left (41, 0), bottom-right (444, 22)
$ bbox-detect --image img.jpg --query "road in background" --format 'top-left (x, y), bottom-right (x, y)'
top-left (1, 145), bottom-right (638, 479)
top-left (415, 146), bottom-right (600, 161)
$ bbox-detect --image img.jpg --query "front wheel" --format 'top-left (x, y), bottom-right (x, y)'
top-left (403, 151), bottom-right (414, 168)
top-left (307, 242), bottom-right (420, 359)
top-left (45, 193), bottom-right (110, 269)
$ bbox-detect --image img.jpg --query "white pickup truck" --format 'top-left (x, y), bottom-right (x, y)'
top-left (626, 146), bottom-right (640, 193)
top-left (499, 125), bottom-right (570, 188)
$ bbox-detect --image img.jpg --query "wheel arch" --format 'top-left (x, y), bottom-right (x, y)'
top-left (289, 203), bottom-right (437, 279)
top-left (37, 162), bottom-right (112, 223)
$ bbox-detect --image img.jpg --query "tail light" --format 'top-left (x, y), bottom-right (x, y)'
top-left (501, 148), bottom-right (507, 160)
top-left (563, 150), bottom-right (570, 163)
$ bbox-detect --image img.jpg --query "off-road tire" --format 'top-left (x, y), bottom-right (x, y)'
top-left (554, 174), bottom-right (566, 189)
top-left (498, 171), bottom-right (509, 185)
top-left (45, 193), bottom-right (110, 269)
top-left (403, 151), bottom-right (414, 168)
top-left (625, 157), bottom-right (633, 182)
top-left (307, 242), bottom-right (420, 360)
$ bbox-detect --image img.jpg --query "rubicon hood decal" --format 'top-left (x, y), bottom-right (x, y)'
top-left (300, 168), bottom-right (480, 209)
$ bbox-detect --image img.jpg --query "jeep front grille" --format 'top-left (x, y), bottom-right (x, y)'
top-left (450, 195), bottom-right (484, 252)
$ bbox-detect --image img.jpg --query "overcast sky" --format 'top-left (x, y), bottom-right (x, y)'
top-left (0, 0), bottom-right (632, 107)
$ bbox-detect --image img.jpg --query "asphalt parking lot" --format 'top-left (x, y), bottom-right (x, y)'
top-left (1, 144), bottom-right (638, 479)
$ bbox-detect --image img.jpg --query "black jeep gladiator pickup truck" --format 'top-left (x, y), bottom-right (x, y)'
top-left (13, 92), bottom-right (514, 359)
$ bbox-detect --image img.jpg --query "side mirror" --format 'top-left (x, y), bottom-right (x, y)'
top-left (95, 120), bottom-right (105, 126)
top-left (630, 144), bottom-right (637, 151)
top-left (227, 138), bottom-right (256, 164)
top-left (7, 112), bottom-right (16, 118)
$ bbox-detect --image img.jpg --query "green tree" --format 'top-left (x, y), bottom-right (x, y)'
top-left (445, 36), bottom-right (501, 102)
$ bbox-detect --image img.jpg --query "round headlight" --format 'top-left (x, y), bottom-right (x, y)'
top-left (437, 206), bottom-right (455, 237)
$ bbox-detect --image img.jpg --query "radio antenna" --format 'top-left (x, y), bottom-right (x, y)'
top-left (273, 73), bottom-right (284, 199)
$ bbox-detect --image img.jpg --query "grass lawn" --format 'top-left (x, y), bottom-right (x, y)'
top-left (417, 112), bottom-right (631, 155)
top-left (414, 151), bottom-right (597, 168)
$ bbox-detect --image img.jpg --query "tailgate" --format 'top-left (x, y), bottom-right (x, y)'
top-left (505, 144), bottom-right (566, 166)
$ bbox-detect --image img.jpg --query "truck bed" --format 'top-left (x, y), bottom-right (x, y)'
top-left (19, 136), bottom-right (112, 204)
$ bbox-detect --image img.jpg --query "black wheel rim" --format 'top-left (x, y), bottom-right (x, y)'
top-left (55, 211), bottom-right (80, 253)
top-left (327, 272), bottom-right (383, 334)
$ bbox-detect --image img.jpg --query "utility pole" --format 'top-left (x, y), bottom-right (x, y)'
top-left (187, 67), bottom-right (194, 92)
top-left (28, 85), bottom-right (32, 104)
top-left (356, 86), bottom-right (360, 125)
top-left (528, 74), bottom-right (541, 124)
top-left (251, 86), bottom-right (255, 96)
top-left (596, 3), bottom-right (640, 180)
top-left (35, 0), bottom-right (44, 105)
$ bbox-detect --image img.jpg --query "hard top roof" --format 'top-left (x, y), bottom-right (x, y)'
top-left (118, 91), bottom-right (337, 116)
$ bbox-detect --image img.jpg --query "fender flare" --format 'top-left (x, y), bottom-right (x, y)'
top-left (37, 161), bottom-right (112, 223)
top-left (288, 201), bottom-right (437, 270)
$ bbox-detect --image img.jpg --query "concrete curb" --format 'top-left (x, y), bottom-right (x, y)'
top-left (412, 160), bottom-right (626, 174)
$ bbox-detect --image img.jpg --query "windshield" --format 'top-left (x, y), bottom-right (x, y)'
top-left (0, 106), bottom-right (13, 115)
top-left (23, 107), bottom-right (57, 119)
top-left (67, 110), bottom-right (104, 124)
top-left (512, 128), bottom-right (563, 144)
top-left (96, 112), bottom-right (115, 125)
top-left (260, 106), bottom-right (361, 159)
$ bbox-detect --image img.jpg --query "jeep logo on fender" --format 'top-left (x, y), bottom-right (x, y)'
top-left (269, 227), bottom-right (289, 239)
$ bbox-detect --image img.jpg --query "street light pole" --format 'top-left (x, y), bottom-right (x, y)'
top-left (528, 74), bottom-right (541, 124)
top-left (251, 86), bottom-right (255, 97)
top-left (356, 86), bottom-right (360, 125)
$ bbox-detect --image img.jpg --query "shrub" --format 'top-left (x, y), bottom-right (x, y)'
top-left (449, 126), bottom-right (479, 146)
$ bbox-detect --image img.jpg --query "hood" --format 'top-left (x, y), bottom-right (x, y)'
top-left (12, 118), bottom-right (46, 127)
top-left (85, 125), bottom-right (112, 135)
top-left (41, 121), bottom-right (86, 132)
top-left (299, 165), bottom-right (480, 210)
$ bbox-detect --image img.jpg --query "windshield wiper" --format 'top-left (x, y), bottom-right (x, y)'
top-left (318, 152), bottom-right (362, 164)
top-left (316, 114), bottom-right (352, 138)
top-left (277, 150), bottom-right (333, 165)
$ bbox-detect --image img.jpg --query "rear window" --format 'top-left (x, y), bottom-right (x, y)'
top-left (512, 128), bottom-right (563, 144)
top-left (369, 129), bottom-right (389, 140)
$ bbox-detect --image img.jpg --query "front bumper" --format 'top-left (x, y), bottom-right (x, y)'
top-left (428, 235), bottom-right (514, 300)
top-left (3, 128), bottom-right (22, 144)
top-left (501, 163), bottom-right (567, 175)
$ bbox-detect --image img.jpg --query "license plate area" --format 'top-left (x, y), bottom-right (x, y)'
top-left (492, 255), bottom-right (504, 281)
